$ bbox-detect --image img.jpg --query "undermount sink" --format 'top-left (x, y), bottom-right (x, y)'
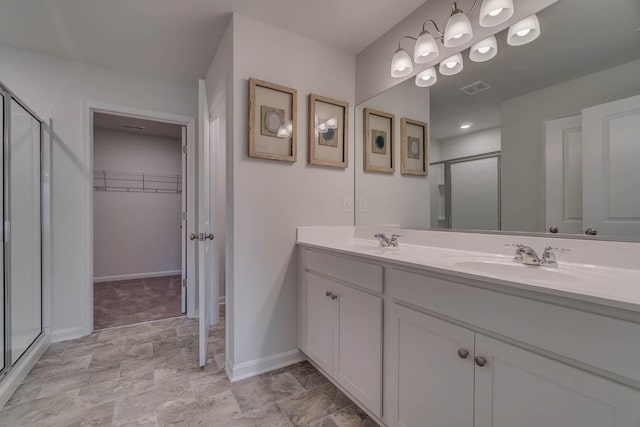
top-left (450, 258), bottom-right (583, 284)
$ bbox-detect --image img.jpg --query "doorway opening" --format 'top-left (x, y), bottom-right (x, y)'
top-left (91, 112), bottom-right (187, 330)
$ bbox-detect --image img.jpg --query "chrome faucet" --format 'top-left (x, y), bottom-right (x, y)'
top-left (506, 244), bottom-right (570, 267)
top-left (374, 233), bottom-right (400, 247)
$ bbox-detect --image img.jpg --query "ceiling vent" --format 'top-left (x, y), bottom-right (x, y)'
top-left (459, 81), bottom-right (491, 96)
top-left (124, 124), bottom-right (145, 130)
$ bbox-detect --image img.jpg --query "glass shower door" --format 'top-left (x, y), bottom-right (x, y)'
top-left (9, 98), bottom-right (42, 365)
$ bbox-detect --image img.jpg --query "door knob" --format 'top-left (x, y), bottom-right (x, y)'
top-left (189, 233), bottom-right (198, 241)
top-left (474, 356), bottom-right (487, 367)
top-left (549, 226), bottom-right (558, 234)
top-left (457, 349), bottom-right (469, 359)
top-left (585, 228), bottom-right (597, 236)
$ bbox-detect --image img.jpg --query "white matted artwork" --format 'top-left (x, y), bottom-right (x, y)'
top-left (249, 78), bottom-right (297, 162)
top-left (401, 118), bottom-right (428, 176)
top-left (363, 108), bottom-right (395, 173)
top-left (309, 94), bottom-right (349, 168)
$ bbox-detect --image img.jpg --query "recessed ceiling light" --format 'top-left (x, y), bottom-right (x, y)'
top-left (124, 124), bottom-right (145, 130)
top-left (460, 123), bottom-right (472, 129)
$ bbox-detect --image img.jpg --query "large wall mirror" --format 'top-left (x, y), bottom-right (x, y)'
top-left (355, 0), bottom-right (640, 241)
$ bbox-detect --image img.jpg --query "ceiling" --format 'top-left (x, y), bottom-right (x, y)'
top-left (0, 0), bottom-right (426, 85)
top-left (94, 112), bottom-right (183, 139)
top-left (429, 0), bottom-right (640, 139)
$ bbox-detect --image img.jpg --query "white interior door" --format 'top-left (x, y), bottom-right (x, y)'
top-left (180, 126), bottom-right (187, 314)
top-left (197, 79), bottom-right (214, 367)
top-left (544, 115), bottom-right (583, 234)
top-left (582, 94), bottom-right (640, 238)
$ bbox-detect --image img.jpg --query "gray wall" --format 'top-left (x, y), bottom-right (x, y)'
top-left (501, 59), bottom-right (640, 232)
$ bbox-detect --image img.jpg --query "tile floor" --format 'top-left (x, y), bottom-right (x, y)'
top-left (94, 275), bottom-right (183, 330)
top-left (0, 313), bottom-right (378, 426)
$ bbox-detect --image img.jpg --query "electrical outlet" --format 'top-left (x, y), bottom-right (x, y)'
top-left (358, 198), bottom-right (367, 213)
top-left (342, 196), bottom-right (354, 213)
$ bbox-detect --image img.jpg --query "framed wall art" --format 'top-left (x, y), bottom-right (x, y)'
top-left (400, 117), bottom-right (428, 176)
top-left (363, 108), bottom-right (395, 173)
top-left (249, 78), bottom-right (297, 162)
top-left (308, 94), bottom-right (349, 168)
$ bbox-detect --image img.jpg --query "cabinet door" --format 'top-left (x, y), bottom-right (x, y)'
top-left (304, 273), bottom-right (335, 374)
top-left (333, 283), bottom-right (383, 417)
top-left (474, 334), bottom-right (640, 427)
top-left (385, 304), bottom-right (474, 427)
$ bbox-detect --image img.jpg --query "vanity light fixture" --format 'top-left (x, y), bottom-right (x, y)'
top-left (479, 0), bottom-right (514, 27)
top-left (507, 14), bottom-right (541, 46)
top-left (389, 0), bottom-right (542, 87)
top-left (439, 53), bottom-right (464, 76)
top-left (415, 67), bottom-right (438, 87)
top-left (470, 35), bottom-right (498, 62)
top-left (444, 2), bottom-right (474, 47)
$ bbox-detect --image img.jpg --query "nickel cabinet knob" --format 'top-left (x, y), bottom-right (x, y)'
top-left (457, 349), bottom-right (469, 359)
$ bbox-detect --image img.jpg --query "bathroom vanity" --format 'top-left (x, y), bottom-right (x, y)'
top-left (297, 226), bottom-right (640, 427)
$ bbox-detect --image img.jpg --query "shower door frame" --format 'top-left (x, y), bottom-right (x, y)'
top-left (0, 81), bottom-right (45, 382)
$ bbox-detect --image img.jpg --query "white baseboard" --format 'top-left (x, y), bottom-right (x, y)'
top-left (227, 349), bottom-right (306, 382)
top-left (93, 270), bottom-right (181, 283)
top-left (50, 326), bottom-right (84, 343)
top-left (0, 333), bottom-right (50, 409)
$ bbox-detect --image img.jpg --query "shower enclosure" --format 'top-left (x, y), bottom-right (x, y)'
top-left (0, 82), bottom-right (44, 382)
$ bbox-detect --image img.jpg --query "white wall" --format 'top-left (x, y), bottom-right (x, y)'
top-left (434, 127), bottom-right (501, 162)
top-left (93, 129), bottom-right (182, 281)
top-left (219, 13), bottom-right (356, 374)
top-left (0, 44), bottom-right (197, 339)
top-left (501, 59), bottom-right (640, 232)
top-left (355, 79), bottom-right (430, 229)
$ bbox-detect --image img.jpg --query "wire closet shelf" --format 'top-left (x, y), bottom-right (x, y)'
top-left (94, 169), bottom-right (182, 194)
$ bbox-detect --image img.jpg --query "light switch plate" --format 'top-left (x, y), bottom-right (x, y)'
top-left (358, 198), bottom-right (367, 213)
top-left (342, 196), bottom-right (354, 213)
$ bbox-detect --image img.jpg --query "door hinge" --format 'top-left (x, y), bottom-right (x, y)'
top-left (4, 221), bottom-right (10, 243)
top-left (182, 145), bottom-right (187, 154)
top-left (182, 211), bottom-right (187, 221)
top-left (182, 278), bottom-right (187, 289)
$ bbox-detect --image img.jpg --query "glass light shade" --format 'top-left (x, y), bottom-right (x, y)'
top-left (414, 31), bottom-right (440, 64)
top-left (479, 0), bottom-right (514, 27)
top-left (325, 117), bottom-right (338, 129)
top-left (439, 53), bottom-right (463, 76)
top-left (390, 48), bottom-right (413, 78)
top-left (415, 67), bottom-right (437, 87)
top-left (444, 11), bottom-right (473, 48)
top-left (317, 123), bottom-right (328, 134)
top-left (470, 36), bottom-right (498, 62)
top-left (277, 125), bottom-right (289, 138)
top-left (507, 14), bottom-right (541, 46)
top-left (285, 120), bottom-right (293, 133)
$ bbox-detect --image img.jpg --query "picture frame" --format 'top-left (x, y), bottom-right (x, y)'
top-left (363, 108), bottom-right (395, 173)
top-left (400, 117), bottom-right (428, 176)
top-left (308, 94), bottom-right (349, 168)
top-left (248, 78), bottom-right (297, 162)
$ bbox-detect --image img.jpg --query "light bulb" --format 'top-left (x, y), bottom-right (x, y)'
top-left (390, 48), bottom-right (413, 78)
top-left (479, 0), bottom-right (514, 27)
top-left (439, 53), bottom-right (463, 76)
top-left (470, 35), bottom-right (497, 62)
top-left (415, 67), bottom-right (437, 87)
top-left (414, 31), bottom-right (440, 64)
top-left (507, 14), bottom-right (541, 46)
top-left (443, 8), bottom-right (473, 48)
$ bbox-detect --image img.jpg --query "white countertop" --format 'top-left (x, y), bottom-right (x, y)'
top-left (297, 228), bottom-right (640, 314)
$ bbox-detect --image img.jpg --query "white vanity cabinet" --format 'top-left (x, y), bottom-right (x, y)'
top-left (298, 246), bottom-right (640, 427)
top-left (300, 256), bottom-right (383, 417)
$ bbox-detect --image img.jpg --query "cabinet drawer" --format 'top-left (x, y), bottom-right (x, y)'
top-left (388, 268), bottom-right (640, 383)
top-left (303, 249), bottom-right (383, 294)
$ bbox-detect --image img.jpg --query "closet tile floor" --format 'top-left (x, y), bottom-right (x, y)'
top-left (94, 275), bottom-right (182, 330)
top-left (0, 314), bottom-right (379, 426)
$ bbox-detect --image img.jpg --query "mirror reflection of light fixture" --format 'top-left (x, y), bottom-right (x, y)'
top-left (507, 14), bottom-right (541, 46)
top-left (470, 35), bottom-right (498, 62)
top-left (324, 117), bottom-right (338, 129)
top-left (278, 120), bottom-right (294, 138)
top-left (444, 3), bottom-right (473, 48)
top-left (460, 123), bottom-right (472, 129)
top-left (439, 53), bottom-right (464, 76)
top-left (479, 0), bottom-right (514, 27)
top-left (415, 67), bottom-right (438, 87)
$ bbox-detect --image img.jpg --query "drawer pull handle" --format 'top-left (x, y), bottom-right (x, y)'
top-left (474, 356), bottom-right (487, 367)
top-left (325, 291), bottom-right (332, 298)
top-left (457, 349), bottom-right (469, 359)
